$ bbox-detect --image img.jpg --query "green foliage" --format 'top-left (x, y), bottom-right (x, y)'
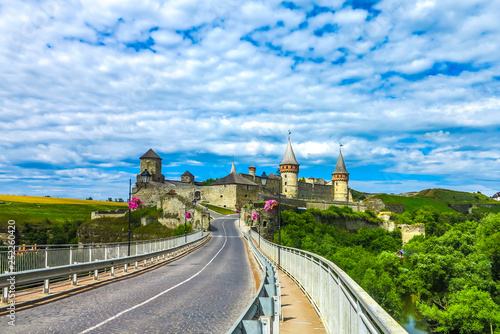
top-left (278, 208), bottom-right (403, 316)
top-left (278, 207), bottom-right (500, 332)
top-left (206, 204), bottom-right (236, 215)
top-left (172, 223), bottom-right (192, 236)
top-left (200, 178), bottom-right (220, 186)
top-left (0, 201), bottom-right (126, 227)
top-left (133, 222), bottom-right (173, 239)
top-left (371, 189), bottom-right (500, 215)
top-left (418, 286), bottom-right (500, 333)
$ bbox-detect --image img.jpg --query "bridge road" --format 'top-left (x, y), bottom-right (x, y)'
top-left (5, 219), bottom-right (255, 334)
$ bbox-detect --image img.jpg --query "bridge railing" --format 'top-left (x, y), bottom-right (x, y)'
top-left (228, 232), bottom-right (281, 334)
top-left (249, 229), bottom-right (407, 334)
top-left (0, 230), bottom-right (208, 303)
top-left (0, 231), bottom-right (204, 273)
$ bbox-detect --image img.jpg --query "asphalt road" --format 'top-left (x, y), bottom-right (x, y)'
top-left (3, 218), bottom-right (255, 333)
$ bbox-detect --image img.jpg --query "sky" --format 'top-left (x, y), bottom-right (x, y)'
top-left (1, 0), bottom-right (500, 201)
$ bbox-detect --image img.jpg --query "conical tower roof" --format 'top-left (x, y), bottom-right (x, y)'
top-left (140, 149), bottom-right (162, 160)
top-left (332, 150), bottom-right (349, 175)
top-left (280, 138), bottom-right (299, 166)
top-left (230, 161), bottom-right (237, 174)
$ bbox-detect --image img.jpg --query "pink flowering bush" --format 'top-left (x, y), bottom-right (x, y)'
top-left (128, 197), bottom-right (144, 210)
top-left (185, 211), bottom-right (192, 219)
top-left (264, 200), bottom-right (278, 213)
top-left (252, 212), bottom-right (260, 220)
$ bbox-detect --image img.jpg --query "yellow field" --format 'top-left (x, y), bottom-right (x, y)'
top-left (0, 195), bottom-right (127, 206)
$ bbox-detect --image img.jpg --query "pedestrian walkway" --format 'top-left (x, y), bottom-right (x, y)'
top-left (279, 269), bottom-right (326, 333)
top-left (235, 219), bottom-right (326, 333)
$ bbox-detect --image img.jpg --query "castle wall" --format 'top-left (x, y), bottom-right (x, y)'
top-left (397, 223), bottom-right (425, 244)
top-left (305, 201), bottom-right (367, 212)
top-left (204, 184), bottom-right (237, 208)
top-left (158, 195), bottom-right (207, 230)
top-left (297, 182), bottom-right (333, 200)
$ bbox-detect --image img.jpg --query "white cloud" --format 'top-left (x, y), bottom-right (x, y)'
top-left (0, 0), bottom-right (499, 198)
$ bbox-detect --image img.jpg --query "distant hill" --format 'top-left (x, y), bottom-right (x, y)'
top-left (366, 188), bottom-right (500, 213)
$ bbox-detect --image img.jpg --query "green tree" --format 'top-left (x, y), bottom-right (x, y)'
top-left (419, 286), bottom-right (500, 333)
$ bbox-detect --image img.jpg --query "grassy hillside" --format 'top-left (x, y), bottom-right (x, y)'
top-left (0, 195), bottom-right (126, 228)
top-left (368, 188), bottom-right (500, 213)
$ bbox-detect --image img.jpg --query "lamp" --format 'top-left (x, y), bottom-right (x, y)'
top-left (140, 169), bottom-right (152, 185)
top-left (260, 172), bottom-right (268, 187)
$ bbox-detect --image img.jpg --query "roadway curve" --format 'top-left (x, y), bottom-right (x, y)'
top-left (6, 219), bottom-right (255, 333)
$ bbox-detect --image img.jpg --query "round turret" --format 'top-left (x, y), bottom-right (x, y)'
top-left (332, 150), bottom-right (349, 201)
top-left (280, 138), bottom-right (300, 198)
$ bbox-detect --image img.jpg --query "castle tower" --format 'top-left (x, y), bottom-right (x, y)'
top-left (332, 149), bottom-right (349, 201)
top-left (279, 137), bottom-right (300, 198)
top-left (181, 171), bottom-right (195, 184)
top-left (139, 149), bottom-right (165, 183)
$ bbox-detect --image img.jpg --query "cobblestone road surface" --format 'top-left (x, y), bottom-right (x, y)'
top-left (3, 219), bottom-right (254, 334)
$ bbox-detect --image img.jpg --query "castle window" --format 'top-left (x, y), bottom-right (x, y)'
top-left (263, 221), bottom-right (267, 228)
top-left (285, 182), bottom-right (287, 185)
top-left (244, 194), bottom-right (248, 197)
top-left (284, 175), bottom-right (287, 178)
top-left (220, 195), bottom-right (223, 198)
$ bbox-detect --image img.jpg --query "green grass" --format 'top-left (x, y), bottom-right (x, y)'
top-left (416, 188), bottom-right (496, 203)
top-left (0, 201), bottom-right (127, 229)
top-left (369, 188), bottom-right (500, 213)
top-left (206, 204), bottom-right (236, 215)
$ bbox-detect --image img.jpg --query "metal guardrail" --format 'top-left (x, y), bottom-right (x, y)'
top-left (0, 231), bottom-right (208, 302)
top-left (249, 229), bottom-right (408, 334)
top-left (228, 232), bottom-right (281, 334)
top-left (0, 231), bottom-right (204, 274)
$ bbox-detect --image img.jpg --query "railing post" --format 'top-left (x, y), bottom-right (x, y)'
top-left (70, 246), bottom-right (73, 265)
top-left (71, 273), bottom-right (78, 286)
top-left (2, 287), bottom-right (9, 303)
top-left (124, 264), bottom-right (128, 272)
top-left (43, 279), bottom-right (50, 294)
top-left (89, 245), bottom-right (92, 263)
top-left (93, 269), bottom-right (98, 280)
top-left (104, 244), bottom-right (107, 261)
top-left (110, 266), bottom-right (115, 277)
top-left (45, 247), bottom-right (49, 268)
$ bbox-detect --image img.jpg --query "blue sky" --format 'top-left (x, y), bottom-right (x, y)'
top-left (1, 0), bottom-right (499, 200)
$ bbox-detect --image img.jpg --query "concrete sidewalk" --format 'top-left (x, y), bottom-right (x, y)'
top-left (236, 219), bottom-right (326, 333)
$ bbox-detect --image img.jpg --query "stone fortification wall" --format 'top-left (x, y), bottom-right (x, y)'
top-left (91, 209), bottom-right (127, 220)
top-left (235, 184), bottom-right (259, 208)
top-left (158, 195), bottom-right (207, 231)
top-left (297, 182), bottom-right (333, 200)
top-left (305, 201), bottom-right (367, 212)
top-left (397, 223), bottom-right (425, 244)
top-left (204, 184), bottom-right (236, 208)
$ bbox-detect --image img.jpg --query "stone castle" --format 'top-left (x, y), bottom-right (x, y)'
top-left (134, 138), bottom-right (362, 211)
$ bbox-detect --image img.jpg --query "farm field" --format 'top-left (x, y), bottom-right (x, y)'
top-left (0, 195), bottom-right (127, 227)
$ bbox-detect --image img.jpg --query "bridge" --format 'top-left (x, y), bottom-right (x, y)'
top-left (0, 216), bottom-right (407, 333)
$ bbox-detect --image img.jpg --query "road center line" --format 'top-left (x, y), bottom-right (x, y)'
top-left (80, 221), bottom-right (228, 334)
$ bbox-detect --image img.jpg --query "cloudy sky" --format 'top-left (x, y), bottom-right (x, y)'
top-left (1, 0), bottom-right (499, 200)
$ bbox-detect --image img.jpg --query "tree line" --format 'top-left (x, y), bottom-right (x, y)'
top-left (276, 205), bottom-right (500, 333)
